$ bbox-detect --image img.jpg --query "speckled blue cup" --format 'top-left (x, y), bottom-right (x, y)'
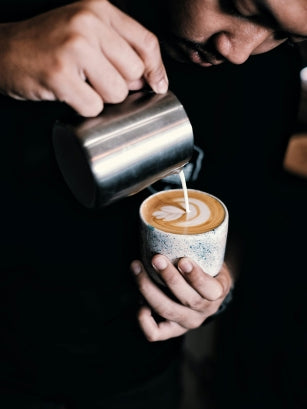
top-left (139, 189), bottom-right (229, 285)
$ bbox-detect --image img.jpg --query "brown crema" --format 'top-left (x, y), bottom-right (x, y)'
top-left (141, 189), bottom-right (225, 235)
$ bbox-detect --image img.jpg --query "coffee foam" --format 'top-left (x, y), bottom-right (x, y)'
top-left (141, 189), bottom-right (225, 235)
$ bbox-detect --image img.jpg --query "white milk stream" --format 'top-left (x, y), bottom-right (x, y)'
top-left (179, 169), bottom-right (190, 213)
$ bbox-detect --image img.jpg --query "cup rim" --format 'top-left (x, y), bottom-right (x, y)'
top-left (139, 188), bottom-right (228, 235)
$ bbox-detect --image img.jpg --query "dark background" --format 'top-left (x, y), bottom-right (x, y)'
top-left (180, 41), bottom-right (307, 409)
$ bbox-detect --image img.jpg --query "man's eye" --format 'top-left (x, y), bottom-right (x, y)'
top-left (219, 0), bottom-right (245, 18)
top-left (229, 7), bottom-right (243, 17)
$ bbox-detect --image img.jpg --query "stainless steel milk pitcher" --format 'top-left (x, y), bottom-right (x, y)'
top-left (52, 90), bottom-right (194, 208)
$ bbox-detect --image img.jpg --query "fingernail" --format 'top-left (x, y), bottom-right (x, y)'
top-left (154, 78), bottom-right (168, 94)
top-left (131, 261), bottom-right (142, 275)
top-left (152, 256), bottom-right (167, 271)
top-left (179, 259), bottom-right (193, 273)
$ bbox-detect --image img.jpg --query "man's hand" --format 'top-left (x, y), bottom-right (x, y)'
top-left (0, 0), bottom-right (168, 117)
top-left (130, 255), bottom-right (233, 341)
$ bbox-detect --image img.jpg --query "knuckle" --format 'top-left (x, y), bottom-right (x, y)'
top-left (52, 85), bottom-right (70, 104)
top-left (175, 311), bottom-right (189, 326)
top-left (210, 283), bottom-right (224, 301)
top-left (159, 306), bottom-right (177, 321)
top-left (68, 8), bottom-right (96, 31)
top-left (162, 270), bottom-right (180, 287)
top-left (145, 330), bottom-right (160, 343)
top-left (105, 84), bottom-right (129, 104)
top-left (60, 93), bottom-right (103, 117)
top-left (142, 30), bottom-right (159, 53)
top-left (35, 88), bottom-right (55, 101)
top-left (82, 102), bottom-right (103, 117)
top-left (64, 33), bottom-right (88, 55)
top-left (216, 288), bottom-right (224, 300)
top-left (41, 60), bottom-right (65, 86)
top-left (43, 37), bottom-right (86, 83)
top-left (186, 315), bottom-right (204, 330)
top-left (187, 297), bottom-right (206, 311)
top-left (76, 102), bottom-right (103, 118)
top-left (127, 60), bottom-right (145, 80)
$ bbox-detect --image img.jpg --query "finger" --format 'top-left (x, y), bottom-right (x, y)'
top-left (54, 71), bottom-right (103, 117)
top-left (8, 81), bottom-right (57, 102)
top-left (177, 258), bottom-right (224, 301)
top-left (138, 305), bottom-right (188, 342)
top-left (97, 24), bottom-right (146, 83)
top-left (81, 45), bottom-right (130, 104)
top-left (128, 78), bottom-right (146, 91)
top-left (214, 262), bottom-right (234, 294)
top-left (108, 4), bottom-right (169, 93)
top-left (131, 260), bottom-right (202, 329)
top-left (151, 255), bottom-right (210, 312)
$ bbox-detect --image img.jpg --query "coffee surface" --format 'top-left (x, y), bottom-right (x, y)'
top-left (141, 189), bottom-right (225, 234)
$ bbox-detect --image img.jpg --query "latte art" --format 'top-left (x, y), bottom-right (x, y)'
top-left (153, 197), bottom-right (211, 227)
top-left (141, 189), bottom-right (225, 235)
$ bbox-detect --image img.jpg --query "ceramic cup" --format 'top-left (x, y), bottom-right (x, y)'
top-left (139, 189), bottom-right (229, 285)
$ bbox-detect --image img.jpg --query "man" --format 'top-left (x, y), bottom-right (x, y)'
top-left (1, 0), bottom-right (306, 117)
top-left (0, 1), bottom-right (305, 408)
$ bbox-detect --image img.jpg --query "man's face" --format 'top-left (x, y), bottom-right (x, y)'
top-left (163, 0), bottom-right (307, 66)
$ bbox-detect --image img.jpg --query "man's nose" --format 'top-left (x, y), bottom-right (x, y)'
top-left (214, 23), bottom-right (273, 65)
